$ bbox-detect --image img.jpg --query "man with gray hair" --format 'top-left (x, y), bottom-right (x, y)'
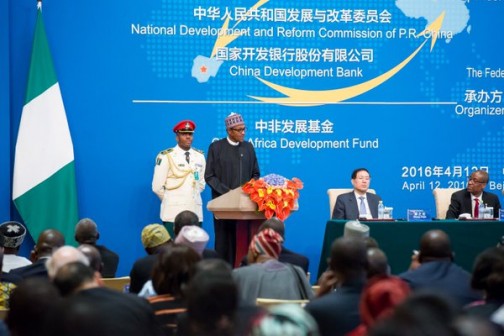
top-left (46, 245), bottom-right (89, 280)
top-left (75, 218), bottom-right (119, 278)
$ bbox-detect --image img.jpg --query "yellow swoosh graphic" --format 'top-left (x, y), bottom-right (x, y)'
top-left (249, 12), bottom-right (445, 107)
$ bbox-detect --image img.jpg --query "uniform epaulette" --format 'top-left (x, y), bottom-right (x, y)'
top-left (160, 148), bottom-right (174, 155)
top-left (193, 147), bottom-right (204, 154)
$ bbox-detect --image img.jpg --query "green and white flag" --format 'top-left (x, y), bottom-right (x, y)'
top-left (12, 7), bottom-right (79, 243)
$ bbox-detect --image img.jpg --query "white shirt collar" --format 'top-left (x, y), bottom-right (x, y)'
top-left (226, 137), bottom-right (240, 146)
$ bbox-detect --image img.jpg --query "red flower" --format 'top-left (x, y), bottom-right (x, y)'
top-left (242, 174), bottom-right (303, 221)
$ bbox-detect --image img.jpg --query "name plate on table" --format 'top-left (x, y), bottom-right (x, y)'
top-left (407, 209), bottom-right (429, 221)
top-left (500, 209), bottom-right (504, 220)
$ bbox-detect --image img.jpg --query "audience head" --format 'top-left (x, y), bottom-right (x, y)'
top-left (471, 246), bottom-right (504, 300)
top-left (78, 243), bottom-right (103, 274)
top-left (365, 236), bottom-right (379, 249)
top-left (258, 217), bottom-right (285, 240)
top-left (248, 228), bottom-right (283, 264)
top-left (46, 245), bottom-right (89, 280)
top-left (186, 266), bottom-right (238, 336)
top-left (418, 229), bottom-right (453, 263)
top-left (367, 247), bottom-right (389, 278)
top-left (174, 210), bottom-right (200, 236)
top-left (351, 168), bottom-right (371, 194)
top-left (329, 236), bottom-right (368, 282)
top-left (175, 225), bottom-right (209, 255)
top-left (0, 221), bottom-right (27, 252)
top-left (141, 223), bottom-right (172, 255)
top-left (359, 276), bottom-right (410, 329)
top-left (53, 261), bottom-right (98, 296)
top-left (32, 229), bottom-right (65, 260)
top-left (343, 220), bottom-right (370, 239)
top-left (251, 303), bottom-right (319, 336)
top-left (369, 291), bottom-right (460, 336)
top-left (467, 170), bottom-right (489, 197)
top-left (151, 244), bottom-right (201, 298)
top-left (74, 218), bottom-right (99, 245)
top-left (6, 277), bottom-right (62, 336)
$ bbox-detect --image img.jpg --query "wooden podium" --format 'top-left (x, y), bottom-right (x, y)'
top-left (207, 187), bottom-right (265, 267)
top-left (207, 187), bottom-right (298, 267)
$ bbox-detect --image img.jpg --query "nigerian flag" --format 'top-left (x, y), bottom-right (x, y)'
top-left (12, 7), bottom-right (78, 243)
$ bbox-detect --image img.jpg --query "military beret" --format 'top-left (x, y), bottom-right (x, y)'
top-left (173, 120), bottom-right (196, 133)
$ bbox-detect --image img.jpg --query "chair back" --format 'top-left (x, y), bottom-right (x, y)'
top-left (433, 188), bottom-right (460, 219)
top-left (256, 298), bottom-right (309, 308)
top-left (0, 308), bottom-right (8, 320)
top-left (327, 188), bottom-right (376, 218)
top-left (101, 276), bottom-right (130, 292)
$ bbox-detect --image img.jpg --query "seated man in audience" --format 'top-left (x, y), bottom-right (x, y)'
top-left (129, 223), bottom-right (172, 294)
top-left (233, 229), bottom-right (313, 305)
top-left (78, 244), bottom-right (104, 274)
top-left (332, 168), bottom-right (382, 220)
top-left (446, 170), bottom-right (501, 219)
top-left (11, 229), bottom-right (65, 279)
top-left (75, 218), bottom-right (119, 278)
top-left (305, 236), bottom-right (367, 336)
top-left (46, 245), bottom-right (90, 280)
top-left (0, 221), bottom-right (31, 272)
top-left (0, 234), bottom-right (22, 309)
top-left (239, 217), bottom-right (309, 273)
top-left (50, 262), bottom-right (162, 335)
top-left (399, 229), bottom-right (482, 307)
top-left (174, 210), bottom-right (220, 259)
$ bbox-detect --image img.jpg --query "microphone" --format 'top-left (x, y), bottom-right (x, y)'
top-left (239, 144), bottom-right (243, 185)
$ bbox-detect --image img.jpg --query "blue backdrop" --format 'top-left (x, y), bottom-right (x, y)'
top-left (2, 0), bottom-right (503, 280)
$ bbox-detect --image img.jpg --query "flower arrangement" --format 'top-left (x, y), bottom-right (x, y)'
top-left (242, 173), bottom-right (303, 221)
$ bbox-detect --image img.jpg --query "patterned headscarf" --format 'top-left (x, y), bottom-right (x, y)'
top-left (249, 228), bottom-right (284, 259)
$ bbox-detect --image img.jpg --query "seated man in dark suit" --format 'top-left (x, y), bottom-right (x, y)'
top-left (446, 170), bottom-right (501, 219)
top-left (305, 236), bottom-right (367, 336)
top-left (10, 229), bottom-right (65, 279)
top-left (332, 168), bottom-right (382, 220)
top-left (239, 217), bottom-right (309, 273)
top-left (75, 218), bottom-right (119, 278)
top-left (399, 229), bottom-right (482, 307)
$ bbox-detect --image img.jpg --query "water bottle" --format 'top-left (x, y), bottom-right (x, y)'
top-left (378, 201), bottom-right (384, 219)
top-left (478, 202), bottom-right (485, 219)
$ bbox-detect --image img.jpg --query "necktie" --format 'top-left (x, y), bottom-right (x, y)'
top-left (185, 151), bottom-right (190, 164)
top-left (474, 198), bottom-right (479, 218)
top-left (359, 196), bottom-right (367, 215)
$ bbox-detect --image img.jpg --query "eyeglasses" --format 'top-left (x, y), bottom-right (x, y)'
top-left (231, 127), bottom-right (246, 133)
top-left (468, 178), bottom-right (485, 184)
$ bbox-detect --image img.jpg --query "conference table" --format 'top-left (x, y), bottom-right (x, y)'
top-left (317, 219), bottom-right (503, 279)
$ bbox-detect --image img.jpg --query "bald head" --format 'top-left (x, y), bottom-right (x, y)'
top-left (419, 230), bottom-right (453, 262)
top-left (75, 218), bottom-right (99, 245)
top-left (367, 247), bottom-right (389, 278)
top-left (46, 246), bottom-right (89, 280)
top-left (78, 244), bottom-right (103, 273)
top-left (35, 229), bottom-right (65, 258)
top-left (330, 236), bottom-right (367, 280)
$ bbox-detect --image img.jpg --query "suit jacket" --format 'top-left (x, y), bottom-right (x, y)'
top-left (332, 192), bottom-right (382, 220)
top-left (9, 258), bottom-right (49, 279)
top-left (96, 245), bottom-right (119, 278)
top-left (49, 287), bottom-right (162, 336)
top-left (446, 189), bottom-right (501, 219)
top-left (399, 260), bottom-right (482, 307)
top-left (305, 279), bottom-right (365, 336)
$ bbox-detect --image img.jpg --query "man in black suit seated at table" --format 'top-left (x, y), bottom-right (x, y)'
top-left (75, 218), bottom-right (119, 278)
top-left (10, 229), bottom-right (65, 279)
top-left (239, 217), bottom-right (309, 273)
top-left (446, 169), bottom-right (501, 219)
top-left (332, 168), bottom-right (382, 220)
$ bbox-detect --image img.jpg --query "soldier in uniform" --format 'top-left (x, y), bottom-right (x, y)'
top-left (152, 120), bottom-right (206, 237)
